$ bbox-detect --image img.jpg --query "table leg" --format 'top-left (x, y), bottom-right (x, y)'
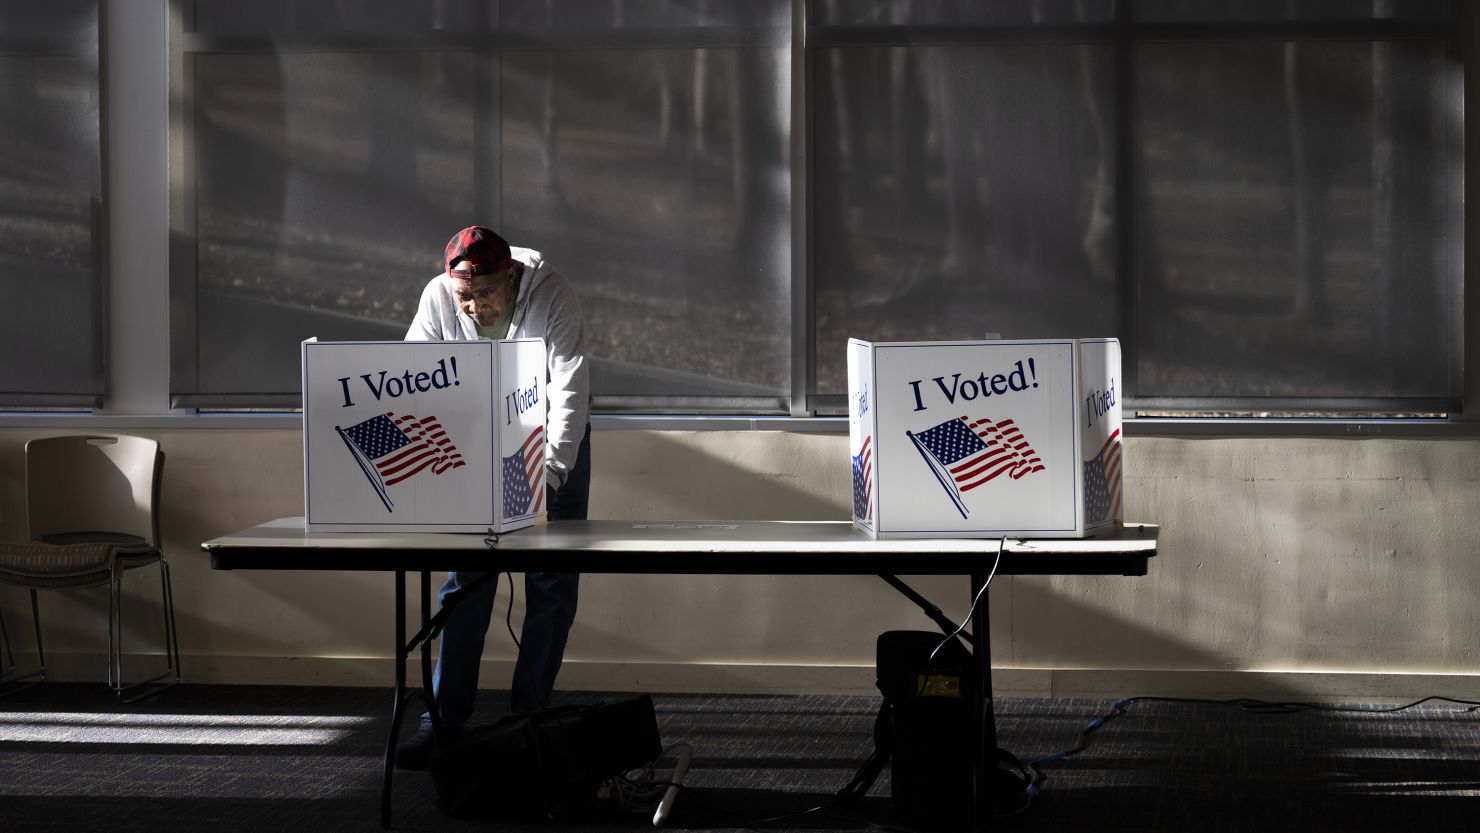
top-left (971, 570), bottom-right (998, 832)
top-left (381, 570), bottom-right (407, 828)
top-left (878, 574), bottom-right (976, 648)
top-left (375, 574), bottom-right (438, 828)
top-left (421, 571), bottom-right (440, 736)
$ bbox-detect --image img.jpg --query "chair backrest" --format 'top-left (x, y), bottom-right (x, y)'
top-left (25, 435), bottom-right (162, 547)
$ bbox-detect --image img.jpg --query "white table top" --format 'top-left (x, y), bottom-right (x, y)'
top-left (205, 516), bottom-right (1158, 555)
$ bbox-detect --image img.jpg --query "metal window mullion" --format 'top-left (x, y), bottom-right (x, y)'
top-left (1451, 0), bottom-right (1473, 417)
top-left (1116, 2), bottom-right (1137, 401)
top-left (807, 20), bottom-right (1450, 49)
top-left (167, 2), bottom-right (200, 406)
top-left (177, 28), bottom-right (788, 55)
top-left (791, 0), bottom-right (811, 417)
top-left (1128, 396), bottom-right (1456, 414)
top-left (93, 0), bottom-right (108, 409)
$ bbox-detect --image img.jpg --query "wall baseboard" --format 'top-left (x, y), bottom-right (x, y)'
top-left (22, 653), bottom-right (1480, 704)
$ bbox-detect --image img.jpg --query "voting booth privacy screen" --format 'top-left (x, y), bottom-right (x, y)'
top-left (303, 338), bottom-right (547, 533)
top-left (848, 338), bottom-right (1122, 539)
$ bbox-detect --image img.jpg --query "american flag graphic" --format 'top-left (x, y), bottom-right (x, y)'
top-left (337, 412), bottom-right (466, 512)
top-left (502, 424), bottom-right (546, 518)
top-left (851, 435), bottom-right (873, 521)
top-left (908, 415), bottom-right (1045, 519)
top-left (1083, 428), bottom-right (1122, 524)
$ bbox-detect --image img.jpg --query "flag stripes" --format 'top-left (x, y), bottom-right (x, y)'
top-left (379, 414), bottom-right (466, 486)
top-left (503, 424), bottom-right (547, 517)
top-left (950, 417), bottom-right (1045, 492)
top-left (909, 415), bottom-right (1046, 519)
top-left (523, 425), bottom-right (546, 514)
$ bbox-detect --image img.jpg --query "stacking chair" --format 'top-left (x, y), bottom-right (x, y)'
top-left (0, 435), bottom-right (181, 702)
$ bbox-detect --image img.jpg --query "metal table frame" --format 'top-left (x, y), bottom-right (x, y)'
top-left (202, 518), bottom-right (1158, 829)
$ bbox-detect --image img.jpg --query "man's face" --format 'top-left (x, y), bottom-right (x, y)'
top-left (451, 260), bottom-right (514, 327)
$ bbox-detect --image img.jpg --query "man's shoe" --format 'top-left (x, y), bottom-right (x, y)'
top-left (394, 725), bottom-right (436, 770)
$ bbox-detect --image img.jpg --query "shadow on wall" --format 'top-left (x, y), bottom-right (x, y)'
top-left (23, 429), bottom-right (1467, 704)
top-left (576, 428), bottom-right (1282, 699)
top-left (588, 429), bottom-right (853, 521)
top-left (995, 575), bottom-right (1315, 700)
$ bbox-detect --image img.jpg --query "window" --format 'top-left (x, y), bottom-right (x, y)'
top-left (1134, 38), bottom-right (1458, 410)
top-left (169, 0), bottom-right (791, 412)
top-left (811, 40), bottom-right (1119, 397)
top-left (0, 1), bottom-right (103, 408)
top-left (158, 1), bottom-right (1464, 417)
top-left (808, 1), bottom-right (1461, 416)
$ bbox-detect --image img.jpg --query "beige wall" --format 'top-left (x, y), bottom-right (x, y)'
top-left (2, 426), bottom-right (1477, 700)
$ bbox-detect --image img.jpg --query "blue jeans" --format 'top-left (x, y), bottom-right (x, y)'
top-left (430, 425), bottom-right (590, 727)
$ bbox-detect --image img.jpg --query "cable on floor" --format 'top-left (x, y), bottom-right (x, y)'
top-left (1027, 692), bottom-right (1480, 793)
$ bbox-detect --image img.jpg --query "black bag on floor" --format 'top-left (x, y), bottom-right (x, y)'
top-left (839, 631), bottom-right (1030, 829)
top-left (430, 694), bottom-right (664, 819)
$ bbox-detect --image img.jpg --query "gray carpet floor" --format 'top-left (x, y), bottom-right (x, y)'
top-left (1, 683), bottom-right (1477, 832)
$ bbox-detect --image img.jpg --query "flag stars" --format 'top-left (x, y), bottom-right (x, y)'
top-left (917, 419), bottom-right (989, 465)
top-left (503, 455), bottom-right (534, 516)
top-left (343, 414), bottom-right (413, 459)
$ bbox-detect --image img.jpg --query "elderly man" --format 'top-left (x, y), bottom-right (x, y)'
top-left (396, 226), bottom-right (591, 769)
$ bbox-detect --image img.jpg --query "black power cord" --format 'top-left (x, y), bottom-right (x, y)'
top-left (475, 532), bottom-right (551, 712)
top-left (1027, 693), bottom-right (1480, 793)
top-left (501, 570), bottom-right (550, 712)
top-left (922, 537), bottom-right (1005, 693)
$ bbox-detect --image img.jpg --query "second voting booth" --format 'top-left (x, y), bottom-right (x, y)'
top-left (302, 338), bottom-right (547, 533)
top-left (849, 337), bottom-right (1123, 539)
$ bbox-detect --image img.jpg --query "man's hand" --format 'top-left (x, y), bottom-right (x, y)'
top-left (545, 485), bottom-right (557, 521)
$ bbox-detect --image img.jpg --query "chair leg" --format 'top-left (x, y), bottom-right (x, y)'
top-left (0, 590), bottom-right (46, 699)
top-left (159, 558), bottom-right (182, 682)
top-left (31, 589), bottom-right (44, 675)
top-left (0, 606), bottom-right (12, 674)
top-left (112, 559), bottom-right (182, 704)
top-left (108, 565), bottom-right (121, 691)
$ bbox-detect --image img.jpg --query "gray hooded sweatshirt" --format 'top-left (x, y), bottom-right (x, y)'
top-left (404, 246), bottom-right (590, 491)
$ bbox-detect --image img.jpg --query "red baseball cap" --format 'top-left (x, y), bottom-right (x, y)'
top-left (443, 226), bottom-right (512, 278)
